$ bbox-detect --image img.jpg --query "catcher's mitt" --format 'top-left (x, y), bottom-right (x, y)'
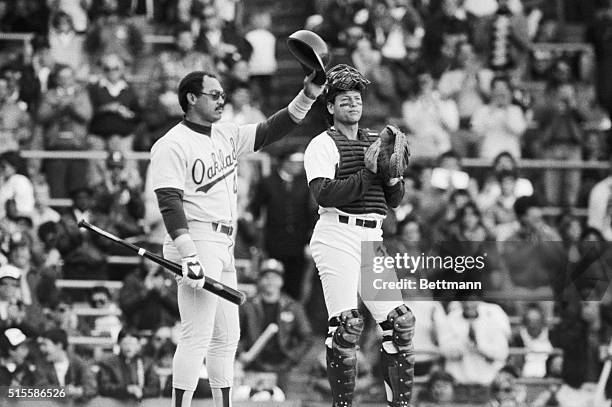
top-left (365, 125), bottom-right (410, 180)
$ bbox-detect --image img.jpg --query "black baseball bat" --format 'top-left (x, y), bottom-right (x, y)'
top-left (78, 220), bottom-right (246, 305)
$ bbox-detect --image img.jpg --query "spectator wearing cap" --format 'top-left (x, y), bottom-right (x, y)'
top-left (56, 186), bottom-right (108, 279)
top-left (238, 259), bottom-right (313, 390)
top-left (0, 76), bottom-right (30, 155)
top-left (92, 150), bottom-right (144, 241)
top-left (0, 327), bottom-right (41, 386)
top-left (38, 64), bottom-right (92, 199)
top-left (97, 328), bottom-right (160, 400)
top-left (87, 53), bottom-right (142, 186)
top-left (439, 300), bottom-right (511, 385)
top-left (38, 328), bottom-right (97, 400)
top-left (220, 83), bottom-right (266, 125)
top-left (248, 151), bottom-right (316, 300)
top-left (119, 262), bottom-right (178, 331)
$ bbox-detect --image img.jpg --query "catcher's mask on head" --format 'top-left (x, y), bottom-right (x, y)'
top-left (324, 64), bottom-right (371, 104)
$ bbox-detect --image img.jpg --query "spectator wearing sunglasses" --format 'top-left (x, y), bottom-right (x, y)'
top-left (80, 286), bottom-right (122, 341)
top-left (87, 53), bottom-right (142, 186)
top-left (141, 326), bottom-right (173, 360)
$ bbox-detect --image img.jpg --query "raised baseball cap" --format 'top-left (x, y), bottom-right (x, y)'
top-left (287, 30), bottom-right (329, 85)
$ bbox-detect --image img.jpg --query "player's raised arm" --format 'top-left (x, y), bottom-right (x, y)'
top-left (250, 70), bottom-right (326, 152)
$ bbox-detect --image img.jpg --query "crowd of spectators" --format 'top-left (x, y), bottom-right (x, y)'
top-left (0, 0), bottom-right (611, 405)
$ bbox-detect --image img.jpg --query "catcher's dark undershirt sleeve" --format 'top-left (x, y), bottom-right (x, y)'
top-left (254, 108), bottom-right (297, 151)
top-left (308, 170), bottom-right (378, 207)
top-left (154, 187), bottom-right (188, 239)
top-left (384, 181), bottom-right (404, 209)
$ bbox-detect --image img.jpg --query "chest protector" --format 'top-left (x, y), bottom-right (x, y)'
top-left (327, 128), bottom-right (387, 216)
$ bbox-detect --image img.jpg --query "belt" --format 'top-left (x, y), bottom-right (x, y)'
top-left (338, 215), bottom-right (380, 229)
top-left (211, 222), bottom-right (233, 236)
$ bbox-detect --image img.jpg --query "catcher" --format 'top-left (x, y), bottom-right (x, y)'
top-left (304, 64), bottom-right (414, 407)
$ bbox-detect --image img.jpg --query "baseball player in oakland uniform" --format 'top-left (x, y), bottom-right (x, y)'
top-left (304, 64), bottom-right (415, 407)
top-left (150, 70), bottom-right (324, 407)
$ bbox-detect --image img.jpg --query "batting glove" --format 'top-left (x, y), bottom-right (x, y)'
top-left (180, 254), bottom-right (206, 289)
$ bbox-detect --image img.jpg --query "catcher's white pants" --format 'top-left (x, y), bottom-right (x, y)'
top-left (163, 228), bottom-right (239, 391)
top-left (310, 213), bottom-right (404, 323)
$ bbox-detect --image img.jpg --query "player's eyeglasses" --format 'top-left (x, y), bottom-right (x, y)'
top-left (198, 91), bottom-right (226, 101)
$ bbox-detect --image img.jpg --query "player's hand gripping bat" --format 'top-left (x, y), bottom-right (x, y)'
top-left (78, 220), bottom-right (246, 305)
